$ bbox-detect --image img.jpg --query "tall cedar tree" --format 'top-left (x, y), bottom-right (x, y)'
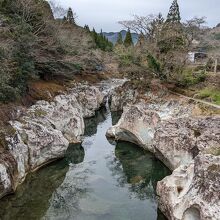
top-left (84, 25), bottom-right (90, 32)
top-left (166, 0), bottom-right (181, 23)
top-left (124, 29), bottom-right (133, 47)
top-left (66, 7), bottom-right (75, 24)
top-left (91, 28), bottom-right (113, 51)
top-left (116, 32), bottom-right (123, 45)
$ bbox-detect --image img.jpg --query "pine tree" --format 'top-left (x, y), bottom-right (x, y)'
top-left (116, 32), bottom-right (123, 45)
top-left (124, 29), bottom-right (133, 47)
top-left (90, 28), bottom-right (113, 51)
top-left (66, 7), bottom-right (75, 24)
top-left (166, 0), bottom-right (181, 23)
top-left (157, 13), bottom-right (164, 25)
top-left (84, 25), bottom-right (90, 32)
top-left (136, 32), bottom-right (145, 47)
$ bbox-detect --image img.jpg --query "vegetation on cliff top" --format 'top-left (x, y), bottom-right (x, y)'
top-left (0, 0), bottom-right (111, 103)
top-left (0, 0), bottom-right (219, 107)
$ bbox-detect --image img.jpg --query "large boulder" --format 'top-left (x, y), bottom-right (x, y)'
top-left (9, 119), bottom-right (69, 171)
top-left (71, 85), bottom-right (105, 118)
top-left (157, 154), bottom-right (220, 220)
top-left (154, 116), bottom-right (220, 170)
top-left (106, 104), bottom-right (160, 152)
top-left (28, 95), bottom-right (84, 143)
top-left (109, 86), bottom-right (137, 112)
top-left (0, 154), bottom-right (17, 199)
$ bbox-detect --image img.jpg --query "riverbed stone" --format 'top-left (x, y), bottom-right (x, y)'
top-left (106, 104), bottom-right (161, 152)
top-left (27, 96), bottom-right (84, 143)
top-left (109, 85), bottom-right (137, 112)
top-left (9, 118), bottom-right (69, 171)
top-left (154, 116), bottom-right (220, 170)
top-left (157, 154), bottom-right (220, 220)
top-left (71, 85), bottom-right (105, 118)
top-left (0, 152), bottom-right (18, 198)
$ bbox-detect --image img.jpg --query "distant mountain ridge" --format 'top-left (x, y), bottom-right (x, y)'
top-left (103, 30), bottom-right (139, 45)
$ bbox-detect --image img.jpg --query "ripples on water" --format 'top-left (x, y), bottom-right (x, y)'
top-left (0, 107), bottom-right (170, 220)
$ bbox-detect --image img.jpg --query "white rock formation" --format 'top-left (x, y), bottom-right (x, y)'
top-left (106, 104), bottom-right (160, 152)
top-left (157, 154), bottom-right (220, 220)
top-left (106, 97), bottom-right (220, 220)
top-left (154, 116), bottom-right (220, 170)
top-left (71, 85), bottom-right (105, 118)
top-left (0, 81), bottom-right (126, 199)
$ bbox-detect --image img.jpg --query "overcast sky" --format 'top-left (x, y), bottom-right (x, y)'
top-left (51, 0), bottom-right (220, 32)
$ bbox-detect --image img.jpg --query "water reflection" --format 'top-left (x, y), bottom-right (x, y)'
top-left (0, 109), bottom-right (169, 220)
top-left (42, 163), bottom-right (93, 220)
top-left (113, 141), bottom-right (171, 200)
top-left (0, 143), bottom-right (85, 220)
top-left (84, 107), bottom-right (108, 137)
top-left (111, 111), bottom-right (123, 126)
top-left (65, 144), bottom-right (85, 164)
top-left (106, 141), bottom-right (170, 219)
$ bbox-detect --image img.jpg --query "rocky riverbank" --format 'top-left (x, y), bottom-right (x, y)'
top-left (0, 78), bottom-right (219, 220)
top-left (0, 79), bottom-right (126, 199)
top-left (106, 82), bottom-right (220, 220)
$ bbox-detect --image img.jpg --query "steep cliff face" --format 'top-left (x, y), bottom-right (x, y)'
top-left (0, 79), bottom-right (126, 199)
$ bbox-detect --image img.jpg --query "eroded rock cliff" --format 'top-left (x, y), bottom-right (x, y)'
top-left (106, 86), bottom-right (220, 220)
top-left (0, 79), bottom-right (126, 199)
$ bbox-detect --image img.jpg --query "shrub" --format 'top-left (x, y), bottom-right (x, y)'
top-left (147, 54), bottom-right (161, 73)
top-left (197, 87), bottom-right (220, 105)
top-left (115, 46), bottom-right (141, 67)
top-left (178, 68), bottom-right (207, 87)
top-left (214, 33), bottom-right (220, 40)
top-left (0, 84), bottom-right (19, 102)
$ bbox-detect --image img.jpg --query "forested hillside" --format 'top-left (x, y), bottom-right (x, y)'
top-left (0, 0), bottom-right (112, 104)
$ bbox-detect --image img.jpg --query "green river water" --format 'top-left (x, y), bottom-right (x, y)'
top-left (0, 108), bottom-right (170, 220)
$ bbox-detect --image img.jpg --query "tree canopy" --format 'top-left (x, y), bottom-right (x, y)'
top-left (116, 32), bottom-right (123, 45)
top-left (166, 0), bottom-right (181, 23)
top-left (124, 30), bottom-right (133, 47)
top-left (66, 7), bottom-right (75, 24)
top-left (91, 29), bottom-right (113, 51)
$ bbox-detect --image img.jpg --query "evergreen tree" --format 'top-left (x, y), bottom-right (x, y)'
top-left (116, 32), bottom-right (123, 45)
top-left (90, 28), bottom-right (113, 51)
top-left (166, 0), bottom-right (181, 23)
top-left (66, 7), bottom-right (75, 24)
top-left (124, 29), bottom-right (133, 47)
top-left (157, 13), bottom-right (164, 25)
top-left (92, 28), bottom-right (98, 43)
top-left (136, 32), bottom-right (145, 47)
top-left (84, 25), bottom-right (90, 32)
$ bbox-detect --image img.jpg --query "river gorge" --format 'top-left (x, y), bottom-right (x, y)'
top-left (0, 79), bottom-right (219, 220)
top-left (0, 107), bottom-right (170, 220)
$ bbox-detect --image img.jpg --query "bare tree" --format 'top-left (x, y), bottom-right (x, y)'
top-left (184, 16), bottom-right (206, 44)
top-left (49, 0), bottom-right (66, 18)
top-left (13, 0), bottom-right (54, 36)
top-left (49, 1), bottom-right (77, 23)
top-left (119, 15), bottom-right (156, 36)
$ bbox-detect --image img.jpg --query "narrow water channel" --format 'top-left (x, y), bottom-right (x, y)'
top-left (0, 108), bottom-right (170, 220)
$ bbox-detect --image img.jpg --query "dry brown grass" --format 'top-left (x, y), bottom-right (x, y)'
top-left (28, 80), bottom-right (66, 101)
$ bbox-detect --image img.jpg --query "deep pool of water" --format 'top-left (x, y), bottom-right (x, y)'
top-left (0, 108), bottom-right (170, 220)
